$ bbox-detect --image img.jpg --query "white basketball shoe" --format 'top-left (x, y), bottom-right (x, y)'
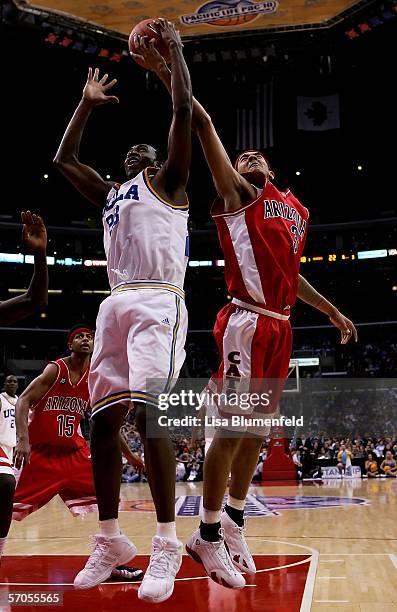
top-left (138, 536), bottom-right (183, 603)
top-left (74, 533), bottom-right (137, 589)
top-left (221, 511), bottom-right (256, 575)
top-left (186, 527), bottom-right (246, 588)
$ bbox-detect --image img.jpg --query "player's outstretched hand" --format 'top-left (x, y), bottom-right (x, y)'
top-left (329, 310), bottom-right (358, 344)
top-left (128, 452), bottom-right (145, 474)
top-left (22, 211), bottom-right (47, 254)
top-left (154, 18), bottom-right (183, 49)
top-left (83, 68), bottom-right (119, 106)
top-left (14, 438), bottom-right (31, 470)
top-left (130, 36), bottom-right (168, 73)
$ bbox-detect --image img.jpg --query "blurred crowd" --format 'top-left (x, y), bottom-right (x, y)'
top-left (118, 423), bottom-right (397, 483)
top-left (120, 421), bottom-right (205, 484)
top-left (289, 434), bottom-right (397, 479)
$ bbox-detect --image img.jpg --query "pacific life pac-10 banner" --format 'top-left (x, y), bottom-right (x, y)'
top-left (30, 0), bottom-right (361, 37)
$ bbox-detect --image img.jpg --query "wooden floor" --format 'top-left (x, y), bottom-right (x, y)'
top-left (3, 479), bottom-right (397, 611)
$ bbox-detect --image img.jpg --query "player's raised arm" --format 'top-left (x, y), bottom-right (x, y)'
top-left (153, 20), bottom-right (192, 194)
top-left (14, 363), bottom-right (58, 469)
top-left (298, 274), bottom-right (358, 344)
top-left (0, 212), bottom-right (48, 326)
top-left (134, 20), bottom-right (192, 195)
top-left (53, 68), bottom-right (119, 208)
top-left (133, 42), bottom-right (253, 203)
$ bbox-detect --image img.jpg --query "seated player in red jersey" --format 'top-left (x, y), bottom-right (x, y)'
top-left (8, 326), bottom-right (144, 582)
top-left (0, 211), bottom-right (48, 564)
top-left (132, 39), bottom-right (358, 589)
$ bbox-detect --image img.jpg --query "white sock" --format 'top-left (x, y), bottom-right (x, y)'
top-left (156, 521), bottom-right (177, 540)
top-left (0, 537), bottom-right (6, 556)
top-left (99, 518), bottom-right (120, 538)
top-left (202, 508), bottom-right (222, 524)
top-left (227, 495), bottom-right (245, 511)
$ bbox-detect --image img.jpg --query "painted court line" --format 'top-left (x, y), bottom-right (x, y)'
top-left (0, 558), bottom-right (313, 587)
top-left (319, 553), bottom-right (389, 556)
top-left (388, 554), bottom-right (397, 571)
top-left (314, 600), bottom-right (350, 604)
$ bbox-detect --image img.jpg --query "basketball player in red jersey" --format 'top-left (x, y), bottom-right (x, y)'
top-left (134, 40), bottom-right (358, 588)
top-left (0, 211), bottom-right (48, 564)
top-left (9, 326), bottom-right (144, 581)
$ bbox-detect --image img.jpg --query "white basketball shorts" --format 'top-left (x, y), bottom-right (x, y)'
top-left (90, 281), bottom-right (188, 417)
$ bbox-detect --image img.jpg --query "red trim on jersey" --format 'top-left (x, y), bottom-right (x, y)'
top-left (0, 446), bottom-right (12, 468)
top-left (28, 358), bottom-right (90, 449)
top-left (211, 184), bottom-right (265, 218)
top-left (59, 359), bottom-right (89, 388)
top-left (0, 447), bottom-right (9, 458)
top-left (30, 361), bottom-right (61, 413)
top-left (212, 181), bottom-right (309, 312)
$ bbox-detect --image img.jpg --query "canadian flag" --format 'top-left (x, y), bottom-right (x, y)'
top-left (297, 94), bottom-right (340, 131)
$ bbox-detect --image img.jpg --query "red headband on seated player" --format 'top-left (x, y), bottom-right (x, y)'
top-left (68, 327), bottom-right (93, 345)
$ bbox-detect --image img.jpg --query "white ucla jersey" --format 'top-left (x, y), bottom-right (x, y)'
top-left (102, 168), bottom-right (189, 291)
top-left (0, 392), bottom-right (18, 447)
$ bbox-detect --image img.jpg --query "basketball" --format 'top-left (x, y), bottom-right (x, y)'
top-left (370, 463), bottom-right (377, 472)
top-left (129, 19), bottom-right (170, 68)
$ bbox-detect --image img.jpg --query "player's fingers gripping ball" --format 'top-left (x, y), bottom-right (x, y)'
top-left (129, 19), bottom-right (170, 68)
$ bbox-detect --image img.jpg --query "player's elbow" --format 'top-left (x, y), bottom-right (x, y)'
top-left (53, 153), bottom-right (77, 168)
top-left (25, 291), bottom-right (48, 312)
top-left (194, 111), bottom-right (212, 131)
top-left (53, 154), bottom-right (66, 167)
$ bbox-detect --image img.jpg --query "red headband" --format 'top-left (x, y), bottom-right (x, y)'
top-left (68, 327), bottom-right (93, 345)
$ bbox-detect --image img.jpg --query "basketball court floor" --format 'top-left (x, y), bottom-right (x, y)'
top-left (2, 479), bottom-right (397, 611)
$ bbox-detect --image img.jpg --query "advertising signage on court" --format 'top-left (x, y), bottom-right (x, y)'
top-left (30, 0), bottom-right (364, 37)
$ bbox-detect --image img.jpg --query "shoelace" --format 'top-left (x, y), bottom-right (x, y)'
top-left (236, 525), bottom-right (251, 553)
top-left (213, 529), bottom-right (237, 572)
top-left (85, 537), bottom-right (115, 570)
top-left (147, 539), bottom-right (175, 578)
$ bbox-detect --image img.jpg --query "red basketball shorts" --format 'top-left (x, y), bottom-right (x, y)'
top-left (206, 299), bottom-right (293, 436)
top-left (13, 444), bottom-right (97, 520)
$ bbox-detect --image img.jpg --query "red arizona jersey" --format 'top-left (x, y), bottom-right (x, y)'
top-left (28, 359), bottom-right (90, 450)
top-left (212, 181), bottom-right (309, 314)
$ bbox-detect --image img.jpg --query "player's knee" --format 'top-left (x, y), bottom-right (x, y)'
top-left (0, 474), bottom-right (16, 500)
top-left (135, 403), bottom-right (161, 439)
top-left (91, 410), bottom-right (120, 440)
top-left (244, 435), bottom-right (265, 452)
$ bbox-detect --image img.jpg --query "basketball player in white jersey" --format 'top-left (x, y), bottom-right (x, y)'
top-left (134, 39), bottom-right (358, 589)
top-left (54, 20), bottom-right (192, 603)
top-left (0, 211), bottom-right (48, 564)
top-left (0, 376), bottom-right (18, 563)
